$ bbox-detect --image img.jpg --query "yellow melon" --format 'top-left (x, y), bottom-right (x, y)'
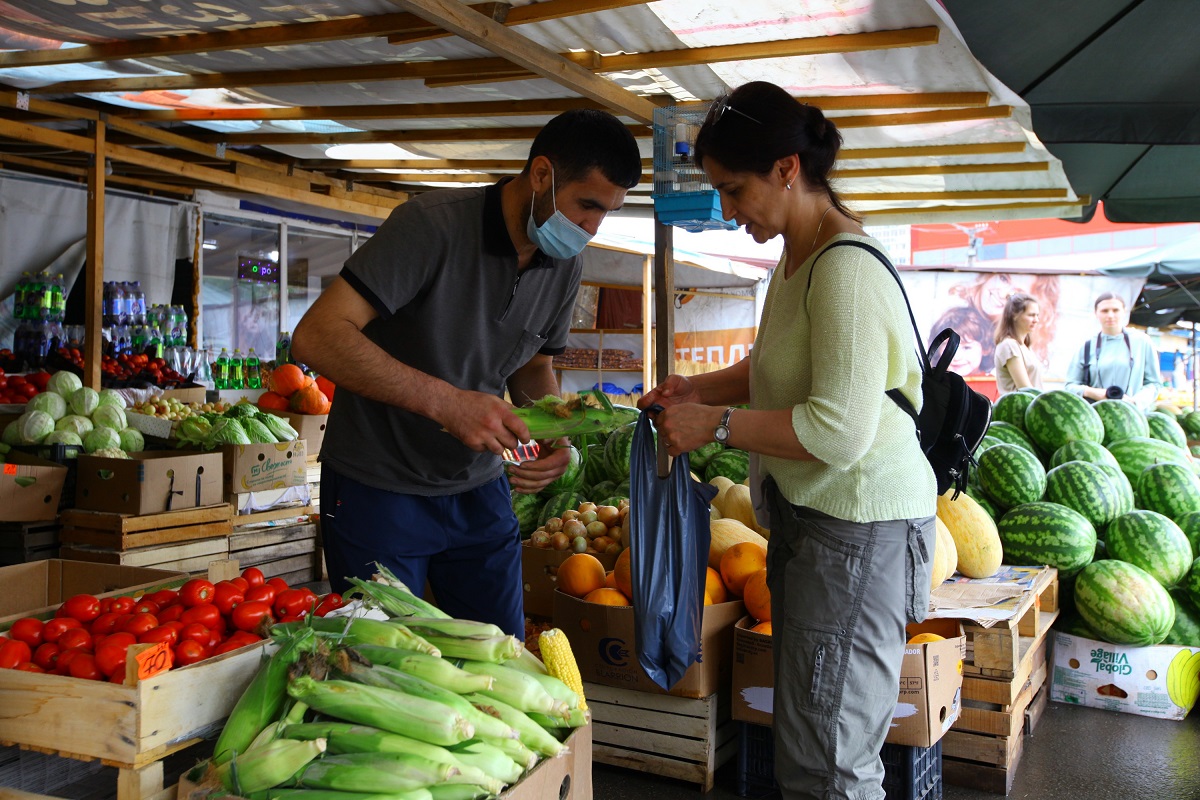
top-left (935, 490), bottom-right (1002, 579)
top-left (708, 518), bottom-right (769, 570)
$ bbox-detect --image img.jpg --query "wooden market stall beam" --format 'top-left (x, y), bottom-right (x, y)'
top-left (85, 121), bottom-right (105, 391)
top-left (654, 220), bottom-right (675, 474)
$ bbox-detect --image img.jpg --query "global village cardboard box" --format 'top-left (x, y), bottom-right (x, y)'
top-left (223, 438), bottom-right (307, 493)
top-left (1051, 631), bottom-right (1200, 721)
top-left (553, 588), bottom-right (744, 698)
top-left (730, 616), bottom-right (964, 747)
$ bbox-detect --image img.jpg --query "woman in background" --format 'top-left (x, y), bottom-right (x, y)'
top-left (1064, 292), bottom-right (1162, 410)
top-left (993, 292), bottom-right (1043, 394)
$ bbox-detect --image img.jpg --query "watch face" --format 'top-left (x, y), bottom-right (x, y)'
top-left (715, 426), bottom-right (729, 443)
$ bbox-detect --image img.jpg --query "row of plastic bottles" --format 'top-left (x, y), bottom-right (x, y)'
top-left (11, 320), bottom-right (65, 368)
top-left (212, 347), bottom-right (263, 390)
top-left (12, 271), bottom-right (67, 322)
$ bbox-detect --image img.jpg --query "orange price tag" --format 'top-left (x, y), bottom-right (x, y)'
top-left (2, 464), bottom-right (15, 475)
top-left (135, 640), bottom-right (173, 680)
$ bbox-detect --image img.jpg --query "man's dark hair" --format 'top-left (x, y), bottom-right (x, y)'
top-left (524, 109), bottom-right (642, 189)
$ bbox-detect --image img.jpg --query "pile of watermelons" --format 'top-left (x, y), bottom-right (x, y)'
top-left (970, 388), bottom-right (1200, 648)
top-left (510, 409), bottom-right (751, 538)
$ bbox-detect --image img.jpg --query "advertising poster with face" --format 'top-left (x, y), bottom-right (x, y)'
top-left (898, 271), bottom-right (1145, 382)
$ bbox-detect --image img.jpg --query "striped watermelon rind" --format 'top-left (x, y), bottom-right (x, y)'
top-left (1074, 559), bottom-right (1175, 646)
top-left (1146, 411), bottom-right (1190, 451)
top-left (705, 449), bottom-right (750, 484)
top-left (992, 392), bottom-right (1034, 430)
top-left (1180, 411), bottom-right (1200, 439)
top-left (512, 492), bottom-right (543, 537)
top-left (978, 443), bottom-right (1047, 510)
top-left (1092, 398), bottom-right (1150, 446)
top-left (996, 501), bottom-right (1097, 577)
top-left (1043, 461), bottom-right (1122, 532)
top-left (1163, 588), bottom-right (1200, 647)
top-left (581, 443), bottom-right (609, 489)
top-left (1049, 439), bottom-right (1120, 470)
top-left (1093, 463), bottom-right (1136, 522)
top-left (1023, 390), bottom-right (1104, 456)
top-left (1181, 557), bottom-right (1200, 617)
top-left (1136, 462), bottom-right (1200, 522)
top-left (1174, 510), bottom-right (1200, 559)
top-left (689, 441), bottom-right (725, 471)
top-left (540, 491), bottom-right (587, 526)
top-left (974, 435), bottom-right (1004, 456)
top-left (1108, 436), bottom-right (1194, 485)
top-left (542, 444), bottom-right (583, 497)
top-left (1104, 510), bottom-right (1194, 587)
top-left (603, 422), bottom-right (638, 483)
top-left (986, 421), bottom-right (1041, 458)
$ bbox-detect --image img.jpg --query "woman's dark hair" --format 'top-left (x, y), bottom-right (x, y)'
top-left (930, 305), bottom-right (995, 373)
top-left (1093, 291), bottom-right (1126, 310)
top-left (693, 81), bottom-right (858, 221)
top-left (524, 109), bottom-right (642, 189)
top-left (995, 292), bottom-right (1038, 347)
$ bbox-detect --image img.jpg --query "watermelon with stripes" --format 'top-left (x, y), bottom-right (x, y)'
top-left (603, 422), bottom-right (639, 483)
top-left (1049, 439), bottom-right (1120, 470)
top-left (512, 492), bottom-right (543, 537)
top-left (588, 480), bottom-right (617, 501)
top-left (1108, 436), bottom-right (1194, 485)
top-left (997, 501), bottom-right (1097, 577)
top-left (705, 449), bottom-right (750, 484)
top-left (1163, 588), bottom-right (1200, 647)
top-left (689, 441), bottom-right (725, 472)
top-left (1074, 559), bottom-right (1175, 646)
top-left (582, 443), bottom-right (609, 489)
top-left (1044, 461), bottom-right (1123, 532)
top-left (1182, 558), bottom-right (1200, 618)
top-left (1092, 399), bottom-right (1150, 446)
top-left (992, 392), bottom-right (1034, 430)
top-left (1146, 411), bottom-right (1190, 451)
top-left (1136, 462), bottom-right (1200, 522)
top-left (1175, 510), bottom-right (1200, 557)
top-left (540, 491), bottom-right (586, 526)
top-left (1094, 462), bottom-right (1136, 520)
top-left (1104, 510), bottom-right (1193, 587)
top-left (1180, 411), bottom-right (1200, 439)
top-left (542, 444), bottom-right (583, 497)
top-left (1023, 390), bottom-right (1104, 456)
top-left (986, 421), bottom-right (1041, 458)
top-left (974, 435), bottom-right (1004, 456)
top-left (978, 443), bottom-right (1046, 510)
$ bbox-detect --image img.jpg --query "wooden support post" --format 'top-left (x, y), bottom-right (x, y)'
top-left (85, 120), bottom-right (106, 391)
top-left (642, 254), bottom-right (653, 402)
top-left (654, 219), bottom-right (674, 476)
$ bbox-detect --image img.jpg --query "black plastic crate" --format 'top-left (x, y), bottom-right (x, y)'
top-left (736, 723), bottom-right (943, 800)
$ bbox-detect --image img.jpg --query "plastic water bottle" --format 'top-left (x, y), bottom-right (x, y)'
top-left (147, 325), bottom-right (163, 359)
top-left (51, 274), bottom-right (66, 322)
top-left (14, 272), bottom-right (30, 320)
top-left (245, 347), bottom-right (262, 389)
top-left (275, 330), bottom-right (292, 366)
top-left (229, 348), bottom-right (245, 389)
top-left (214, 348), bottom-right (230, 389)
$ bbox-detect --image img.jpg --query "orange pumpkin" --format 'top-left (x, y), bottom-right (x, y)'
top-left (270, 363), bottom-right (307, 397)
top-left (315, 375), bottom-right (335, 402)
top-left (289, 382), bottom-right (331, 415)
top-left (257, 391), bottom-right (290, 412)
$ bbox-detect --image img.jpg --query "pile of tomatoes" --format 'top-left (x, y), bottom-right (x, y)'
top-left (100, 353), bottom-right (188, 386)
top-left (0, 567), bottom-right (343, 682)
top-left (0, 368), bottom-right (50, 405)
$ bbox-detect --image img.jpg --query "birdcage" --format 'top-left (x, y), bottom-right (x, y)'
top-left (652, 105), bottom-right (735, 233)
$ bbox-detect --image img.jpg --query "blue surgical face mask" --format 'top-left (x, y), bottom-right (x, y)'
top-left (526, 166), bottom-right (593, 259)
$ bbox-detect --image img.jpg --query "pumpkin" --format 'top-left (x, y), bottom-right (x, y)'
top-left (935, 490), bottom-right (1002, 579)
top-left (270, 363), bottom-right (308, 397)
top-left (289, 382), bottom-right (331, 415)
top-left (257, 391), bottom-right (290, 412)
top-left (708, 518), bottom-right (768, 570)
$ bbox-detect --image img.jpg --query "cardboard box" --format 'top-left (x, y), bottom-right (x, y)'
top-left (75, 451), bottom-right (225, 515)
top-left (522, 543), bottom-right (619, 618)
top-left (223, 439), bottom-right (307, 493)
top-left (1050, 631), bottom-right (1200, 721)
top-left (0, 559), bottom-right (187, 627)
top-left (553, 589), bottom-right (743, 698)
top-left (125, 409), bottom-right (176, 440)
top-left (162, 385), bottom-right (207, 404)
top-left (729, 616), bottom-right (965, 748)
top-left (275, 410), bottom-right (327, 455)
top-left (0, 450), bottom-right (68, 521)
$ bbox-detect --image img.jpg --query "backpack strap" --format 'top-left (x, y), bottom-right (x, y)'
top-left (1082, 339), bottom-right (1092, 387)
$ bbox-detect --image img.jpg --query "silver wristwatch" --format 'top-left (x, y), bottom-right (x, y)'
top-left (714, 407), bottom-right (734, 444)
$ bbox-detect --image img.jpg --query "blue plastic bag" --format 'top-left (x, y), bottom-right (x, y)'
top-left (628, 408), bottom-right (718, 690)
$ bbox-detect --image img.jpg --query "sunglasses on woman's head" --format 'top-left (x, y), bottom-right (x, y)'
top-left (714, 100), bottom-right (762, 126)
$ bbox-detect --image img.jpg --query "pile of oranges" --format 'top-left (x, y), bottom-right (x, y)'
top-left (555, 540), bottom-right (773, 636)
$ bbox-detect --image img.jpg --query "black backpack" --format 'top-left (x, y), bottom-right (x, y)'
top-left (810, 241), bottom-right (992, 497)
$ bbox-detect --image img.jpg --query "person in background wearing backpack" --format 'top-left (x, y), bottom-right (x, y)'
top-left (993, 292), bottom-right (1044, 395)
top-left (1065, 292), bottom-right (1162, 411)
top-left (637, 81), bottom-right (936, 800)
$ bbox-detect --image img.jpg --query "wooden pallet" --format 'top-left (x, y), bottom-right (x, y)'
top-left (960, 567), bottom-right (1059, 682)
top-left (955, 639), bottom-right (1049, 738)
top-left (232, 504), bottom-right (315, 528)
top-left (962, 601), bottom-right (1055, 707)
top-left (585, 682), bottom-right (737, 792)
top-left (60, 504), bottom-right (232, 551)
top-left (228, 520), bottom-right (319, 584)
top-left (59, 535), bottom-right (230, 574)
top-left (0, 520), bottom-right (61, 566)
top-left (1024, 680), bottom-right (1049, 736)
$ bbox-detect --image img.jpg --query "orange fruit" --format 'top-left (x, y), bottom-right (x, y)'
top-left (704, 567), bottom-right (728, 605)
top-left (703, 591), bottom-right (713, 606)
top-left (557, 553), bottom-right (606, 599)
top-left (613, 547), bottom-right (633, 600)
top-left (604, 570), bottom-right (617, 589)
top-left (907, 633), bottom-right (946, 645)
top-left (742, 568), bottom-right (771, 622)
top-left (750, 620), bottom-right (773, 636)
top-left (720, 541), bottom-right (767, 596)
top-left (583, 587), bottom-right (631, 606)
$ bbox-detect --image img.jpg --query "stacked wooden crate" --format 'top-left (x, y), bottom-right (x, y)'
top-left (942, 566), bottom-right (1059, 795)
top-left (57, 505), bottom-right (233, 573)
top-left (228, 505), bottom-right (320, 585)
top-left (0, 520), bottom-right (62, 566)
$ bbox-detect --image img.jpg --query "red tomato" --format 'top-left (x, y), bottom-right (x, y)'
top-left (14, 662), bottom-right (44, 673)
top-left (109, 596), bottom-right (137, 615)
top-left (0, 639), bottom-right (33, 669)
top-left (109, 670), bottom-right (128, 684)
top-left (8, 618), bottom-right (44, 648)
top-left (41, 617), bottom-right (83, 643)
top-left (157, 604), bottom-right (185, 624)
top-left (212, 581), bottom-right (245, 616)
top-left (98, 597), bottom-right (114, 614)
top-left (212, 639), bottom-right (246, 656)
top-left (180, 623), bottom-right (210, 646)
top-left (103, 632), bottom-right (136, 650)
top-left (61, 594), bottom-right (102, 624)
top-left (95, 641), bottom-right (131, 677)
top-left (57, 627), bottom-right (93, 652)
top-left (266, 577), bottom-right (289, 594)
top-left (241, 567), bottom-right (265, 589)
top-left (121, 613), bottom-right (159, 637)
top-left (173, 639), bottom-right (208, 667)
top-left (206, 628), bottom-right (222, 649)
top-left (229, 577), bottom-right (249, 592)
top-left (54, 647), bottom-right (86, 675)
top-left (245, 585), bottom-right (276, 605)
top-left (90, 612), bottom-right (124, 636)
top-left (231, 601), bottom-right (274, 633)
top-left (68, 652), bottom-right (103, 681)
top-left (274, 589), bottom-right (312, 619)
top-left (17, 383), bottom-right (37, 399)
top-left (138, 625), bottom-right (179, 647)
top-left (147, 589), bottom-right (179, 607)
top-left (32, 642), bottom-right (60, 671)
top-left (313, 593), bottom-right (345, 617)
top-left (133, 599), bottom-right (161, 616)
top-left (178, 579), bottom-right (216, 607)
top-left (180, 603), bottom-right (222, 630)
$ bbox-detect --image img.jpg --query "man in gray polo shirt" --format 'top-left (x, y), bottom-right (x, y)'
top-left (292, 110), bottom-right (641, 635)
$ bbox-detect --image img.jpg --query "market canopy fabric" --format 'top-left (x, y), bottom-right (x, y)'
top-left (941, 0), bottom-right (1200, 224)
top-left (1099, 232), bottom-right (1200, 327)
top-left (0, 0), bottom-right (1082, 224)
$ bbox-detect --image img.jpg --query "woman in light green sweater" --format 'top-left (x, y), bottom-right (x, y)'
top-left (639, 82), bottom-right (936, 800)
